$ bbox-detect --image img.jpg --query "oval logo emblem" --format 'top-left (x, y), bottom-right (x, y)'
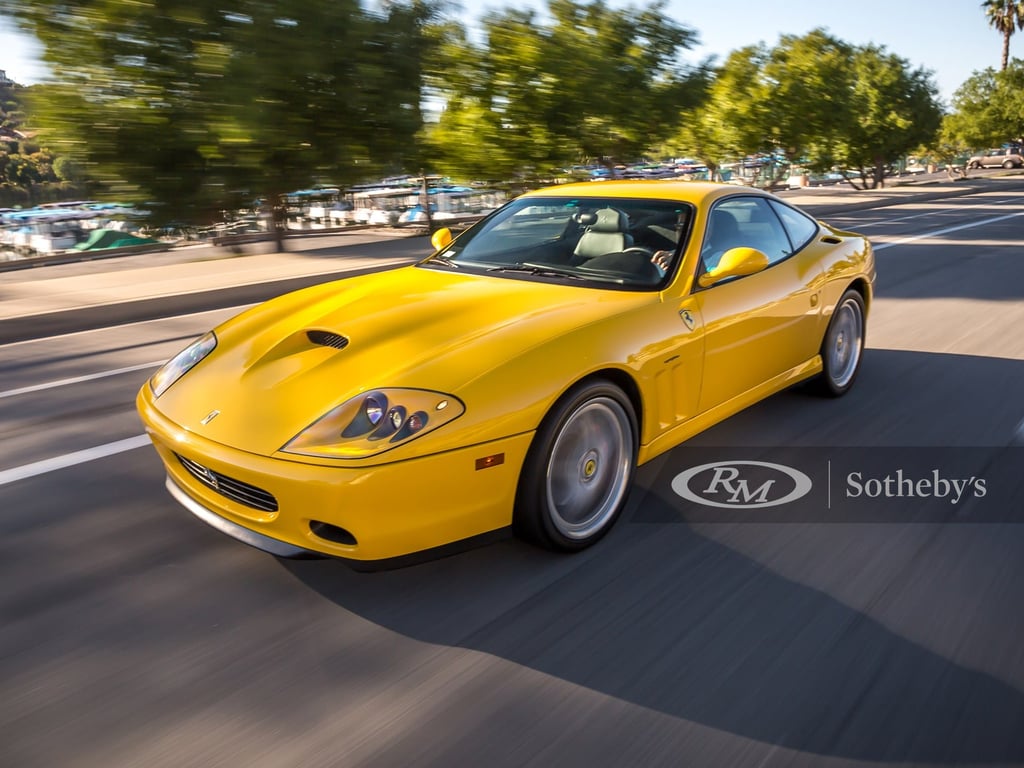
top-left (671, 460), bottom-right (812, 509)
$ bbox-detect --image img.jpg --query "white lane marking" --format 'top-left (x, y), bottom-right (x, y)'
top-left (843, 209), bottom-right (943, 227)
top-left (0, 360), bottom-right (165, 399)
top-left (873, 209), bottom-right (1024, 251)
top-left (0, 434), bottom-right (151, 486)
top-left (829, 196), bottom-right (1024, 228)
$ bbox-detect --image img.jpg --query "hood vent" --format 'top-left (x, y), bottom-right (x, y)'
top-left (307, 330), bottom-right (350, 350)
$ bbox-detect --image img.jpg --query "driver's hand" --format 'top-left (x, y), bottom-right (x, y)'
top-left (651, 250), bottom-right (672, 272)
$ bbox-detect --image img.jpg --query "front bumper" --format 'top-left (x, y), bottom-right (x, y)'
top-left (164, 475), bottom-right (321, 558)
top-left (138, 388), bottom-right (533, 562)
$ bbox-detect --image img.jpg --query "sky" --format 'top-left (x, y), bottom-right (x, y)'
top-left (0, 1), bottom-right (1017, 105)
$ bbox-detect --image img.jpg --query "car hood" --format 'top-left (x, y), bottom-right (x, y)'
top-left (152, 265), bottom-right (650, 458)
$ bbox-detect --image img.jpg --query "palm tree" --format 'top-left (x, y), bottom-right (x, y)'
top-left (982, 0), bottom-right (1024, 70)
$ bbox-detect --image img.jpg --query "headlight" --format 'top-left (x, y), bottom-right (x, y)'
top-left (282, 388), bottom-right (465, 459)
top-left (149, 332), bottom-right (217, 397)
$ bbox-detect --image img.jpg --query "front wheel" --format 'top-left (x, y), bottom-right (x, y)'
top-left (514, 380), bottom-right (638, 551)
top-left (811, 289), bottom-right (865, 397)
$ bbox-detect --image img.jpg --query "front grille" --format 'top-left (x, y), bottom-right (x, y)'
top-left (307, 330), bottom-right (349, 350)
top-left (176, 454), bottom-right (279, 513)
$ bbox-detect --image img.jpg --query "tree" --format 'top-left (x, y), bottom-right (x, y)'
top-left (942, 61), bottom-right (1024, 148)
top-left (670, 46), bottom-right (764, 180)
top-left (0, 78), bottom-right (87, 205)
top-left (0, 0), bottom-right (442, 229)
top-left (669, 30), bottom-right (943, 190)
top-left (757, 30), bottom-right (857, 176)
top-left (929, 115), bottom-right (977, 177)
top-left (982, 0), bottom-right (1024, 70)
top-left (425, 0), bottom-right (704, 180)
top-left (828, 45), bottom-right (942, 189)
top-left (675, 29), bottom-right (861, 186)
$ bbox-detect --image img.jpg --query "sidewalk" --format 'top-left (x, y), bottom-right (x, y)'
top-left (0, 176), bottom-right (1016, 344)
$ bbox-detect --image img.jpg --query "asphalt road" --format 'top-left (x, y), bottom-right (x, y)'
top-left (3, 187), bottom-right (1024, 767)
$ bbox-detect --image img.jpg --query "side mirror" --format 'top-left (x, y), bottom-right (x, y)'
top-left (698, 246), bottom-right (770, 287)
top-left (430, 227), bottom-right (453, 252)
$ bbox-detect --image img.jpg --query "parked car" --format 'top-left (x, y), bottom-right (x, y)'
top-left (138, 181), bottom-right (875, 567)
top-left (967, 148), bottom-right (1024, 169)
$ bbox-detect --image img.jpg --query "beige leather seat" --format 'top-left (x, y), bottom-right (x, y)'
top-left (574, 208), bottom-right (633, 259)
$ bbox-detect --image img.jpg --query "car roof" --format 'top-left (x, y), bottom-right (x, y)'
top-left (519, 180), bottom-right (774, 206)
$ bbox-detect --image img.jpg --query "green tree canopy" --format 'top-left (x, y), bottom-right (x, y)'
top-left (425, 0), bottom-right (705, 180)
top-left (943, 60), bottom-right (1024, 148)
top-left (671, 29), bottom-right (943, 189)
top-left (827, 45), bottom-right (942, 188)
top-left (758, 30), bottom-right (857, 170)
top-left (1, 0), bottom-right (441, 224)
top-left (670, 45), bottom-right (764, 178)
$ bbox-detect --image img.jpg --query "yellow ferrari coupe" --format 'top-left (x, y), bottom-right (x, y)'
top-left (137, 181), bottom-right (874, 567)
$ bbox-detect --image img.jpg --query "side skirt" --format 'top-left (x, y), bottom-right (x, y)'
top-left (637, 356), bottom-right (823, 465)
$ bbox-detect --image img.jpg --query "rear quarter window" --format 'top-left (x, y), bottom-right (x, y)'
top-left (767, 199), bottom-right (820, 254)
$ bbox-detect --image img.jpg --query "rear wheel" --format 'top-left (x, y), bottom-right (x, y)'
top-left (811, 289), bottom-right (865, 397)
top-left (1003, 159), bottom-right (1016, 169)
top-left (514, 380), bottom-right (637, 551)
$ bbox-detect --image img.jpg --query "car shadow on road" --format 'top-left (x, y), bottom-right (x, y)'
top-left (281, 525), bottom-right (1024, 764)
top-left (280, 348), bottom-right (1024, 765)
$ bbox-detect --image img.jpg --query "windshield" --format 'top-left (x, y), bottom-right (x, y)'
top-left (420, 196), bottom-right (693, 289)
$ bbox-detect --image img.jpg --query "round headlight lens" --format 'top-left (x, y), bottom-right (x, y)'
top-left (365, 396), bottom-right (385, 426)
top-left (389, 408), bottom-right (404, 430)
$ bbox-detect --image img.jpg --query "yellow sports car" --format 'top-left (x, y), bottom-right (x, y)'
top-left (137, 181), bottom-right (874, 567)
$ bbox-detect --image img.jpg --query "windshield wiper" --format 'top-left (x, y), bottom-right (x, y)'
top-left (486, 263), bottom-right (586, 280)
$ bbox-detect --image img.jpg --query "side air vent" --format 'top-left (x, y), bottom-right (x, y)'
top-left (820, 235), bottom-right (842, 244)
top-left (307, 330), bottom-right (350, 350)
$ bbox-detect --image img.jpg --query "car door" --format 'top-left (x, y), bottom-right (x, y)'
top-left (692, 196), bottom-right (825, 413)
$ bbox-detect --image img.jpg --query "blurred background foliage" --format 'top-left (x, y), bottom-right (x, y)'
top-left (0, 0), bottom-right (1022, 221)
top-left (423, 0), bottom-right (707, 181)
top-left (1, 0), bottom-right (438, 221)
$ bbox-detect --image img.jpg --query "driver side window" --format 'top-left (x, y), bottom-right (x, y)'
top-left (701, 197), bottom-right (792, 274)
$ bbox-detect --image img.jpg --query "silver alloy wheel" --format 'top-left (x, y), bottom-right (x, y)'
top-left (827, 295), bottom-right (864, 389)
top-left (545, 397), bottom-right (633, 540)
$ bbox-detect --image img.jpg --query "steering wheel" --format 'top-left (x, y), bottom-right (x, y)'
top-left (580, 247), bottom-right (662, 281)
top-left (625, 246), bottom-right (673, 275)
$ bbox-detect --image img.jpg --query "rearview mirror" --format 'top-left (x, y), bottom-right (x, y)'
top-left (698, 246), bottom-right (770, 288)
top-left (430, 227), bottom-right (453, 252)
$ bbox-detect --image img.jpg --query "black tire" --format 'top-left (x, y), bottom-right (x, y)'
top-left (810, 289), bottom-right (866, 397)
top-left (513, 379), bottom-right (638, 551)
top-left (970, 161), bottom-right (982, 169)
